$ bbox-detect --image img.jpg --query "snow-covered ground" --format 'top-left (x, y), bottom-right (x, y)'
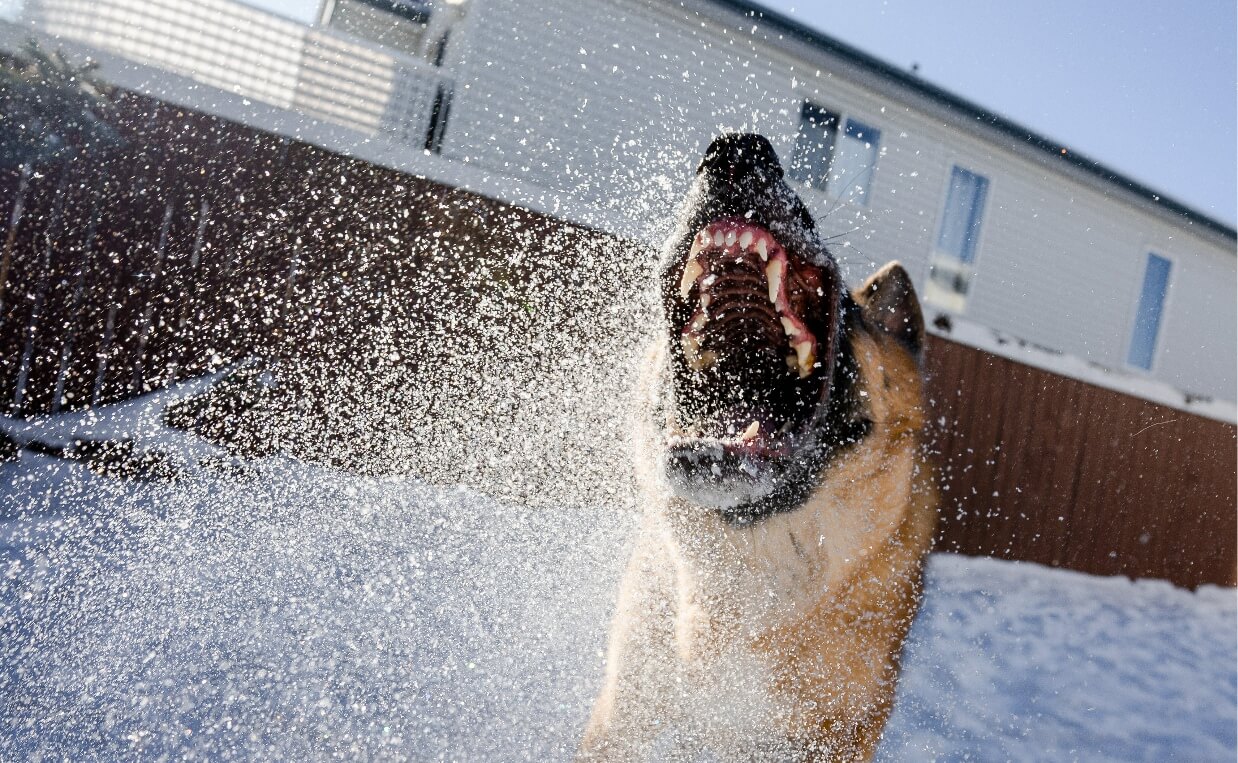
top-left (0, 391), bottom-right (1234, 761)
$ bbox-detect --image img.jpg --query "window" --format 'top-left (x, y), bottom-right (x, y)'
top-left (1126, 253), bottom-right (1172, 370)
top-left (787, 101), bottom-right (880, 204)
top-left (325, 0), bottom-right (466, 64)
top-left (327, 0), bottom-right (434, 58)
top-left (924, 165), bottom-right (989, 311)
top-left (788, 102), bottom-right (838, 191)
top-left (831, 118), bottom-right (881, 205)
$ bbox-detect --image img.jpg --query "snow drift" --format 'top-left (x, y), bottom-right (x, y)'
top-left (0, 391), bottom-right (1233, 761)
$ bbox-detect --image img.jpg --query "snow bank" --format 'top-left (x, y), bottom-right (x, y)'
top-left (1, 426), bottom-right (1233, 760)
top-left (883, 555), bottom-right (1236, 761)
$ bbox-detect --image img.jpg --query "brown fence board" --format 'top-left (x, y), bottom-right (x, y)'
top-left (926, 335), bottom-right (1237, 588)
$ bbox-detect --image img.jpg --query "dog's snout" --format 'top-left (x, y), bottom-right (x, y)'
top-left (698, 132), bottom-right (784, 182)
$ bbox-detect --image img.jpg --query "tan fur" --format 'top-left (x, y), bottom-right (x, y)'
top-left (581, 263), bottom-right (938, 762)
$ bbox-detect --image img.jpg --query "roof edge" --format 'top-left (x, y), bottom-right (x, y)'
top-left (707, 0), bottom-right (1237, 243)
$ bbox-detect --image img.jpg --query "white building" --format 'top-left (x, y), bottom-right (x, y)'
top-left (3, 0), bottom-right (1234, 420)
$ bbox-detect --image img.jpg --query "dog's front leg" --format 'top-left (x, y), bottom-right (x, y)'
top-left (579, 530), bottom-right (679, 761)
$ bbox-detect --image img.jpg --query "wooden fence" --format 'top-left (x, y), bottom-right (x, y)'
top-left (1, 90), bottom-right (1233, 587)
top-left (0, 90), bottom-right (617, 419)
top-left (925, 337), bottom-right (1236, 588)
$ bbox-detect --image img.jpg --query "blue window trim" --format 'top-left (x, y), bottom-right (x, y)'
top-left (842, 117), bottom-right (880, 145)
top-left (1126, 252), bottom-right (1172, 371)
top-left (936, 166), bottom-right (989, 265)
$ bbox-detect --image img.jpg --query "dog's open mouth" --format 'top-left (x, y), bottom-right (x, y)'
top-left (663, 215), bottom-right (842, 504)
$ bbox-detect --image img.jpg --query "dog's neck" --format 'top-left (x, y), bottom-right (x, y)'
top-left (634, 330), bottom-right (927, 659)
top-left (644, 433), bottom-right (917, 660)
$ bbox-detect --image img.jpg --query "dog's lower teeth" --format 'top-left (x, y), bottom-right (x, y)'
top-left (740, 421), bottom-right (760, 441)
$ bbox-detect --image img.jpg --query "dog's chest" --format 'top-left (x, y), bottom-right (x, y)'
top-left (650, 646), bottom-right (799, 760)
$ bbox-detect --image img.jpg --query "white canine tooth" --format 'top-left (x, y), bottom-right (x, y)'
top-left (713, 230), bottom-right (725, 247)
top-left (725, 230), bottom-right (737, 247)
top-left (766, 258), bottom-right (784, 305)
top-left (678, 258), bottom-right (704, 300)
top-left (738, 230), bottom-right (753, 250)
top-left (740, 420), bottom-right (760, 441)
top-left (755, 238), bottom-right (768, 261)
top-left (794, 340), bottom-right (815, 379)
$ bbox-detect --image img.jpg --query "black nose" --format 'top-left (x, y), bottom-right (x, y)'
top-left (698, 133), bottom-right (784, 181)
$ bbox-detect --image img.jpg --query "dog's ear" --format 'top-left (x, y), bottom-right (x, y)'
top-left (853, 261), bottom-right (925, 360)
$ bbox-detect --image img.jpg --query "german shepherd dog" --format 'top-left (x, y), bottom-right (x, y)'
top-left (580, 134), bottom-right (937, 761)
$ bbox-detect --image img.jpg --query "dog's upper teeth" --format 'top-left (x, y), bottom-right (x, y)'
top-left (725, 230), bottom-right (737, 247)
top-left (700, 292), bottom-right (711, 309)
top-left (738, 230), bottom-right (753, 250)
top-left (679, 258), bottom-right (704, 300)
top-left (756, 238), bottom-right (768, 261)
top-left (780, 316), bottom-right (797, 339)
top-left (740, 420), bottom-right (760, 441)
top-left (766, 258), bottom-right (784, 305)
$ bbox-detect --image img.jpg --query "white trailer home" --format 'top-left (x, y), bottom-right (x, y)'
top-left (3, 0), bottom-right (1235, 420)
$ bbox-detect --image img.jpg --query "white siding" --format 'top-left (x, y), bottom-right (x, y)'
top-left (9, 0), bottom-right (1236, 407)
top-left (29, 0), bottom-right (452, 147)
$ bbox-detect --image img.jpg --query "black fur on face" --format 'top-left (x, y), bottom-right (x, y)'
top-left (653, 133), bottom-right (870, 523)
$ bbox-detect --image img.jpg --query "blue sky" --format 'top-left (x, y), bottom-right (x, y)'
top-left (756, 0), bottom-right (1237, 227)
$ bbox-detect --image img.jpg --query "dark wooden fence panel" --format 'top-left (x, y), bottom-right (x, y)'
top-left (925, 335), bottom-right (1237, 588)
top-left (1, 88), bottom-right (1233, 588)
top-left (0, 89), bottom-right (625, 414)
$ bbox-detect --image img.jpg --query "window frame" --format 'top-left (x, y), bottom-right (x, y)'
top-left (1124, 249), bottom-right (1176, 373)
top-left (787, 98), bottom-right (883, 207)
top-left (831, 116), bottom-right (882, 206)
top-left (320, 0), bottom-right (464, 65)
top-left (922, 163), bottom-right (993, 313)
